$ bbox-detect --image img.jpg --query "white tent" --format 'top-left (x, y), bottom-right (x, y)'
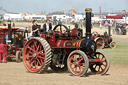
top-left (3, 14), bottom-right (23, 20)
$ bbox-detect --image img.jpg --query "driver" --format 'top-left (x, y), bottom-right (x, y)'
top-left (43, 19), bottom-right (52, 32)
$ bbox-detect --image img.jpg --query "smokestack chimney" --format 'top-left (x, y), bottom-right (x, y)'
top-left (108, 25), bottom-right (111, 36)
top-left (85, 8), bottom-right (92, 40)
top-left (8, 20), bottom-right (12, 44)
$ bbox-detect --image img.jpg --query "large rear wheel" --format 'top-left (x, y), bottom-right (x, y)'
top-left (16, 51), bottom-right (21, 63)
top-left (23, 37), bottom-right (52, 73)
top-left (67, 50), bottom-right (89, 76)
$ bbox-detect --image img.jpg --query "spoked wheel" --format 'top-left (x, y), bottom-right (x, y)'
top-left (53, 24), bottom-right (69, 33)
top-left (90, 51), bottom-right (110, 75)
top-left (110, 42), bottom-right (116, 49)
top-left (121, 29), bottom-right (126, 35)
top-left (67, 50), bottom-right (89, 76)
top-left (23, 37), bottom-right (52, 73)
top-left (117, 28), bottom-right (121, 35)
top-left (95, 37), bottom-right (105, 49)
top-left (50, 64), bottom-right (68, 72)
top-left (16, 51), bottom-right (21, 63)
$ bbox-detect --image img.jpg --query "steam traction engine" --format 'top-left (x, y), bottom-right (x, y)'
top-left (92, 26), bottom-right (116, 49)
top-left (0, 21), bottom-right (25, 62)
top-left (113, 23), bottom-right (127, 35)
top-left (23, 9), bottom-right (110, 76)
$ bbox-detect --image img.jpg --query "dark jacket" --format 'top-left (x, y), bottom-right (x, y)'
top-left (32, 24), bottom-right (39, 37)
top-left (43, 23), bottom-right (52, 32)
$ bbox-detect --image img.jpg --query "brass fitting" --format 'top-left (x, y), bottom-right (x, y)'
top-left (85, 8), bottom-right (92, 13)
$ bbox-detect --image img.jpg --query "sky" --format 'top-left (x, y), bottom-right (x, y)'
top-left (0, 0), bottom-right (128, 14)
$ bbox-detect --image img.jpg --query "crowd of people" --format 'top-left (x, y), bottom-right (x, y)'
top-left (24, 19), bottom-right (52, 41)
top-left (92, 20), bottom-right (117, 27)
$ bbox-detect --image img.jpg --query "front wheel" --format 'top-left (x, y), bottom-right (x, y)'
top-left (110, 42), bottom-right (116, 49)
top-left (67, 50), bottom-right (89, 76)
top-left (16, 51), bottom-right (21, 63)
top-left (95, 37), bottom-right (105, 49)
top-left (90, 51), bottom-right (110, 75)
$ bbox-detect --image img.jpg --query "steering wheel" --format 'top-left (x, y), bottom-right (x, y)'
top-left (53, 24), bottom-right (69, 33)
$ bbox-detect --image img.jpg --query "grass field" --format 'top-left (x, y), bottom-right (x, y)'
top-left (101, 43), bottom-right (128, 65)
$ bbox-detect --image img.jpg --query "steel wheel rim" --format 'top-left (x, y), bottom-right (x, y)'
top-left (69, 53), bottom-right (85, 75)
top-left (91, 52), bottom-right (107, 74)
top-left (110, 42), bottom-right (116, 49)
top-left (23, 39), bottom-right (45, 72)
top-left (18, 52), bottom-right (21, 62)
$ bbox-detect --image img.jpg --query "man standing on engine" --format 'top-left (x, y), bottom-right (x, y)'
top-left (43, 19), bottom-right (52, 32)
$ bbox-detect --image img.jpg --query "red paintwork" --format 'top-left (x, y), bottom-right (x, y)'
top-left (54, 39), bottom-right (82, 48)
top-left (71, 29), bottom-right (78, 37)
top-left (92, 35), bottom-right (98, 39)
top-left (2, 27), bottom-right (19, 30)
top-left (0, 29), bottom-right (5, 42)
top-left (60, 40), bottom-right (65, 47)
top-left (88, 58), bottom-right (100, 63)
top-left (0, 43), bottom-right (8, 53)
top-left (68, 53), bottom-right (85, 75)
top-left (49, 33), bottom-right (56, 46)
top-left (106, 15), bottom-right (125, 19)
top-left (75, 39), bottom-right (82, 47)
top-left (41, 34), bottom-right (47, 40)
top-left (23, 39), bottom-right (45, 72)
top-left (47, 17), bottom-right (52, 20)
top-left (89, 52), bottom-right (107, 74)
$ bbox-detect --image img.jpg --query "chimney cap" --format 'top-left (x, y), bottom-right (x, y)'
top-left (85, 8), bottom-right (92, 13)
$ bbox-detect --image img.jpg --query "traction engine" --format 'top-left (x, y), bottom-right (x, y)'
top-left (1, 21), bottom-right (25, 62)
top-left (92, 26), bottom-right (116, 49)
top-left (23, 8), bottom-right (110, 76)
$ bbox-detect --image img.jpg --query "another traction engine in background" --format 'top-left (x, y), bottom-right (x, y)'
top-left (92, 30), bottom-right (116, 49)
top-left (23, 8), bottom-right (110, 76)
top-left (0, 21), bottom-right (25, 62)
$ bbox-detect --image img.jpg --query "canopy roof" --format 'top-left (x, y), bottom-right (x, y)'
top-left (106, 15), bottom-right (125, 19)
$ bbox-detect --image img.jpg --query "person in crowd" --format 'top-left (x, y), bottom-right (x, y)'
top-left (0, 41), bottom-right (8, 63)
top-left (43, 19), bottom-right (52, 32)
top-left (80, 20), bottom-right (83, 28)
top-left (100, 21), bottom-right (103, 29)
top-left (24, 26), bottom-right (31, 41)
top-left (32, 20), bottom-right (40, 37)
top-left (12, 22), bottom-right (15, 27)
